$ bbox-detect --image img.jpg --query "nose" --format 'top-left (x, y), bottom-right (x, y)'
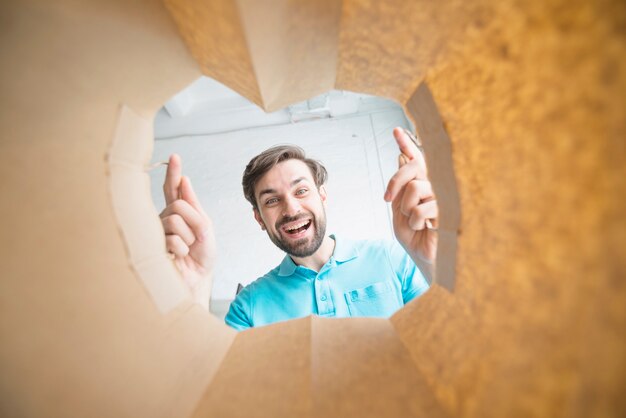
top-left (282, 194), bottom-right (302, 217)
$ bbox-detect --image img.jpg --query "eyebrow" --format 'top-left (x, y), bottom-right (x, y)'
top-left (257, 177), bottom-right (309, 199)
top-left (257, 188), bottom-right (276, 199)
top-left (290, 177), bottom-right (307, 187)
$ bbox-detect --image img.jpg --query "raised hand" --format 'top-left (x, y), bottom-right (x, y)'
top-left (160, 154), bottom-right (216, 309)
top-left (384, 127), bottom-right (438, 264)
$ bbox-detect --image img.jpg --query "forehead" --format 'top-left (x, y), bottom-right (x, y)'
top-left (255, 159), bottom-right (314, 195)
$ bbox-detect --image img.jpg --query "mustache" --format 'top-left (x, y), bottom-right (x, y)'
top-left (276, 213), bottom-right (313, 230)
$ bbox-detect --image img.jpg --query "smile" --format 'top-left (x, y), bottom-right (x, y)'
top-left (282, 219), bottom-right (312, 236)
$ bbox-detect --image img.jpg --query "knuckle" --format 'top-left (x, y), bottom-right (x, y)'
top-left (164, 214), bottom-right (181, 230)
top-left (400, 201), bottom-right (411, 216)
top-left (409, 214), bottom-right (424, 230)
top-left (170, 199), bottom-right (186, 212)
top-left (170, 199), bottom-right (181, 211)
top-left (197, 220), bottom-right (208, 233)
top-left (421, 179), bottom-right (433, 193)
top-left (429, 200), bottom-right (440, 215)
top-left (166, 235), bottom-right (188, 256)
top-left (407, 180), bottom-right (420, 194)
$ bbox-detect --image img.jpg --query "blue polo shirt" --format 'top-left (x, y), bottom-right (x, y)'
top-left (224, 235), bottom-right (430, 331)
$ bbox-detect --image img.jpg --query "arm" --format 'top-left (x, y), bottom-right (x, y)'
top-left (384, 128), bottom-right (438, 281)
top-left (160, 154), bottom-right (216, 310)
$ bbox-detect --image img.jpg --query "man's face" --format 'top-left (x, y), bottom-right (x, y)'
top-left (253, 159), bottom-right (327, 258)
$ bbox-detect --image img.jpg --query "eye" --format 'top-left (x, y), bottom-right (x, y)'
top-left (265, 197), bottom-right (279, 206)
top-left (295, 188), bottom-right (308, 196)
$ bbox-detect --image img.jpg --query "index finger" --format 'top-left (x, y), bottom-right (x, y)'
top-left (163, 154), bottom-right (182, 205)
top-left (393, 127), bottom-right (427, 176)
top-left (393, 127), bottom-right (420, 159)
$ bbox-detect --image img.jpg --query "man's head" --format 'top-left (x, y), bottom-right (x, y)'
top-left (242, 145), bottom-right (328, 258)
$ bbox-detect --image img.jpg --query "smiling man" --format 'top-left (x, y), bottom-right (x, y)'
top-left (247, 154), bottom-right (330, 261)
top-left (159, 128), bottom-right (438, 330)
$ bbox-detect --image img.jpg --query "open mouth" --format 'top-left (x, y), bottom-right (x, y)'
top-left (282, 219), bottom-right (312, 236)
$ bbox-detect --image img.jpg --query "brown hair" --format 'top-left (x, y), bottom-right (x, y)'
top-left (242, 145), bottom-right (328, 209)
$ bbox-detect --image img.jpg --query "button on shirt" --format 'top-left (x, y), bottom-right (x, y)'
top-left (224, 235), bottom-right (430, 331)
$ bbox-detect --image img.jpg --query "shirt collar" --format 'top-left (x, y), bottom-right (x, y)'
top-left (330, 234), bottom-right (359, 263)
top-left (277, 254), bottom-right (298, 276)
top-left (277, 234), bottom-right (359, 277)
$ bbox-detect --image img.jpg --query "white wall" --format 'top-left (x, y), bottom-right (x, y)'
top-left (151, 81), bottom-right (413, 319)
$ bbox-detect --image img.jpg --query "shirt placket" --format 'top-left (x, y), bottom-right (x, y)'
top-left (314, 259), bottom-right (335, 317)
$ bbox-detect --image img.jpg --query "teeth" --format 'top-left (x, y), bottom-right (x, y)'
top-left (285, 220), bottom-right (310, 231)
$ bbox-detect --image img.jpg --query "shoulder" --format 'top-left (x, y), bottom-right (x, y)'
top-left (332, 238), bottom-right (403, 271)
top-left (238, 264), bottom-right (282, 296)
top-left (349, 238), bottom-right (415, 273)
top-left (350, 238), bottom-right (398, 257)
top-left (224, 265), bottom-right (281, 330)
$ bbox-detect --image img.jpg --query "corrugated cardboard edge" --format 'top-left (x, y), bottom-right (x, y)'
top-left (405, 82), bottom-right (461, 292)
top-left (106, 105), bottom-right (238, 417)
top-left (107, 104), bottom-right (189, 314)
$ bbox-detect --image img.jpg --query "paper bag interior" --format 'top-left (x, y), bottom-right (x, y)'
top-left (1, 1), bottom-right (624, 417)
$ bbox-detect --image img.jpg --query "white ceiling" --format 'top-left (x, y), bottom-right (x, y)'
top-left (154, 76), bottom-right (402, 139)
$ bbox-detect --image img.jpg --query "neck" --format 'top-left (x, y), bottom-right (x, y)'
top-left (290, 235), bottom-right (335, 272)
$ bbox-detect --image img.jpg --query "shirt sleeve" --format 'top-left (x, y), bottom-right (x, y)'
top-left (386, 240), bottom-right (430, 304)
top-left (224, 291), bottom-right (253, 331)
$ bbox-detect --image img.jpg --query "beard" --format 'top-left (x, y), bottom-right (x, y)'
top-left (267, 210), bottom-right (327, 258)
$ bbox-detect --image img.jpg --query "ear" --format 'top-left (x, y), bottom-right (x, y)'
top-left (319, 185), bottom-right (328, 206)
top-left (253, 208), bottom-right (266, 231)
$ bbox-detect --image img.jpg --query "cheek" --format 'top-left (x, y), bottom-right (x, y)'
top-left (309, 197), bottom-right (325, 211)
top-left (262, 211), bottom-right (279, 229)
